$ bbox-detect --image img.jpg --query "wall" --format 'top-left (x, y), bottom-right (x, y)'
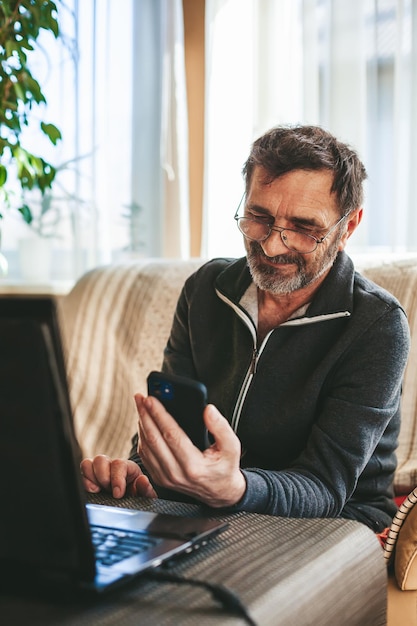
top-left (183, 0), bottom-right (205, 257)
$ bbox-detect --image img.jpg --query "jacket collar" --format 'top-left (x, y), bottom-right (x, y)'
top-left (215, 251), bottom-right (355, 319)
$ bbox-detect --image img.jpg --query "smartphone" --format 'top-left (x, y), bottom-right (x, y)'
top-left (146, 371), bottom-right (209, 451)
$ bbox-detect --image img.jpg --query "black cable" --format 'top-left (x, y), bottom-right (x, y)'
top-left (146, 569), bottom-right (257, 626)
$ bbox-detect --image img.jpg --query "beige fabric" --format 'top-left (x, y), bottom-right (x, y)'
top-left (360, 258), bottom-right (417, 494)
top-left (60, 259), bottom-right (203, 458)
top-left (387, 573), bottom-right (417, 626)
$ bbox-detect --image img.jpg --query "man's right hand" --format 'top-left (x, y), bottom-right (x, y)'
top-left (80, 455), bottom-right (157, 499)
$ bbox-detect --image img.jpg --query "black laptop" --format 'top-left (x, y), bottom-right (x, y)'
top-left (0, 295), bottom-right (228, 595)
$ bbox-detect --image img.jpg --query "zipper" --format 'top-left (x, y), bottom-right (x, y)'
top-left (216, 288), bottom-right (278, 432)
top-left (230, 331), bottom-right (275, 432)
top-left (215, 287), bottom-right (351, 433)
top-left (281, 310), bottom-right (350, 326)
top-left (216, 288), bottom-right (258, 432)
top-left (230, 348), bottom-right (256, 432)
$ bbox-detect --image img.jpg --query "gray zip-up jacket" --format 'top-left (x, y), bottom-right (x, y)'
top-left (131, 251), bottom-right (410, 531)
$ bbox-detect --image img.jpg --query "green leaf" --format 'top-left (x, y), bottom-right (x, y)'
top-left (0, 138), bottom-right (8, 156)
top-left (41, 122), bottom-right (62, 145)
top-left (12, 146), bottom-right (35, 188)
top-left (21, 71), bottom-right (46, 104)
top-left (12, 80), bottom-right (26, 102)
top-left (16, 47), bottom-right (28, 66)
top-left (42, 4), bottom-right (60, 38)
top-left (37, 162), bottom-right (57, 192)
top-left (5, 41), bottom-right (18, 59)
top-left (31, 155), bottom-right (45, 176)
top-left (18, 204), bottom-right (33, 225)
top-left (0, 164), bottom-right (7, 186)
top-left (3, 112), bottom-right (22, 132)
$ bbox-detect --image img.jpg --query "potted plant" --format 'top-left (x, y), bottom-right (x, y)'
top-left (0, 0), bottom-right (62, 277)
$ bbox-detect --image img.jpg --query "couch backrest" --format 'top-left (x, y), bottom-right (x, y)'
top-left (60, 259), bottom-right (203, 459)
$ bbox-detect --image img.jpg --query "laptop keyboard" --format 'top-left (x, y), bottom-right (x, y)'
top-left (91, 524), bottom-right (162, 567)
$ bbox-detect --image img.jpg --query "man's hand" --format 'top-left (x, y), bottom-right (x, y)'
top-left (135, 393), bottom-right (247, 508)
top-left (80, 455), bottom-right (157, 499)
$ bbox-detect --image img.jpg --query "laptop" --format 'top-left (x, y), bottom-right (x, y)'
top-left (0, 295), bottom-right (228, 595)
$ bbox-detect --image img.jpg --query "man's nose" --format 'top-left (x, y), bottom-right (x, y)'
top-left (260, 228), bottom-right (289, 257)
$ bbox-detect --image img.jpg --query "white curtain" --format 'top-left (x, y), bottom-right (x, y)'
top-left (2, 0), bottom-right (189, 282)
top-left (203, 0), bottom-right (417, 261)
top-left (160, 0), bottom-right (190, 258)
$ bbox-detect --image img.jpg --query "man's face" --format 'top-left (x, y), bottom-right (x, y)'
top-left (244, 167), bottom-right (350, 295)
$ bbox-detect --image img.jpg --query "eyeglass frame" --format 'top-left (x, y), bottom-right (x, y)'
top-left (234, 194), bottom-right (349, 254)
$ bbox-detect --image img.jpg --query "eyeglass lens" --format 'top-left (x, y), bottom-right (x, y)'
top-left (236, 218), bottom-right (317, 253)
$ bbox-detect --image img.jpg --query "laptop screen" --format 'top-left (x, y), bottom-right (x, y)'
top-left (0, 296), bottom-right (96, 583)
top-left (0, 296), bottom-right (229, 595)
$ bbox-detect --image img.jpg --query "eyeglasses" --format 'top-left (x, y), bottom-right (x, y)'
top-left (234, 197), bottom-right (348, 254)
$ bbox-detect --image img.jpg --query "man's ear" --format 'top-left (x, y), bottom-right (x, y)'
top-left (338, 208), bottom-right (363, 251)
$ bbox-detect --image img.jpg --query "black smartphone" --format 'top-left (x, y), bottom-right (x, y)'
top-left (146, 371), bottom-right (209, 451)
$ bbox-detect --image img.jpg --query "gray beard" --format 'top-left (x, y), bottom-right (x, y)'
top-left (245, 241), bottom-right (338, 295)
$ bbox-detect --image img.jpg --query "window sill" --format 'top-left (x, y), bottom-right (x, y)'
top-left (0, 279), bottom-right (73, 296)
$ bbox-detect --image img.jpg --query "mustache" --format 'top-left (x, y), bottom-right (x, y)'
top-left (247, 242), bottom-right (304, 268)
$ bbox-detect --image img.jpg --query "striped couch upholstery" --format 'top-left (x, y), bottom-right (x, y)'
top-left (60, 259), bottom-right (204, 459)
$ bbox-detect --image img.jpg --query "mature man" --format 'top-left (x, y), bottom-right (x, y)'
top-left (81, 125), bottom-right (410, 532)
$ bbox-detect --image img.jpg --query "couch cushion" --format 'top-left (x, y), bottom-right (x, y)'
top-left (360, 259), bottom-right (417, 495)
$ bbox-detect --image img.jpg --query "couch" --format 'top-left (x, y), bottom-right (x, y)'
top-left (59, 256), bottom-right (417, 625)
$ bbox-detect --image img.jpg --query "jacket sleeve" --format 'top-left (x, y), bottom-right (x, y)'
top-left (229, 305), bottom-right (410, 525)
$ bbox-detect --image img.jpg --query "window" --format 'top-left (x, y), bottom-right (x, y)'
top-left (1, 0), bottom-right (189, 283)
top-left (3, 0), bottom-right (415, 284)
top-left (203, 0), bottom-right (417, 262)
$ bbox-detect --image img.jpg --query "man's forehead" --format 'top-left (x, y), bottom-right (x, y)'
top-left (247, 168), bottom-right (339, 224)
top-left (250, 165), bottom-right (335, 187)
top-left (248, 168), bottom-right (336, 204)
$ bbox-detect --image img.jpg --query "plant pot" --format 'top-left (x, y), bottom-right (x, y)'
top-left (18, 237), bottom-right (52, 283)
